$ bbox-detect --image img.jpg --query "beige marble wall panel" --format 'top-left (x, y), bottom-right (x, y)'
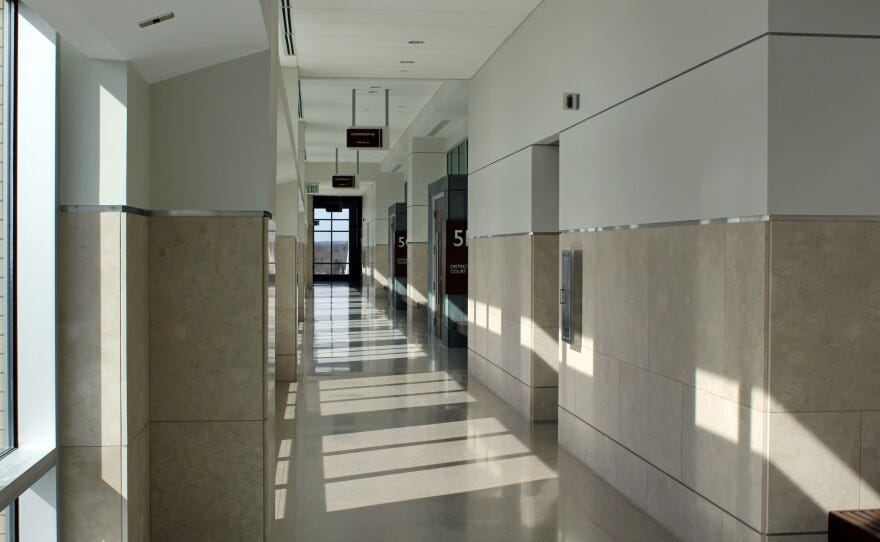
top-left (123, 213), bottom-right (150, 444)
top-left (572, 351), bottom-right (620, 439)
top-left (407, 242), bottom-right (428, 306)
top-left (531, 234), bottom-right (559, 330)
top-left (151, 421), bottom-right (264, 541)
top-left (532, 386), bottom-right (558, 421)
top-left (646, 466), bottom-right (725, 542)
top-left (681, 387), bottom-right (765, 530)
top-left (123, 426), bottom-right (150, 542)
top-left (619, 363), bottom-right (683, 478)
top-left (275, 236), bottom-right (296, 311)
top-left (149, 216), bottom-right (265, 422)
top-left (374, 244), bottom-right (389, 288)
top-left (530, 325), bottom-right (558, 387)
top-left (862, 411), bottom-right (880, 508)
top-left (723, 222), bottom-right (768, 409)
top-left (60, 212), bottom-right (123, 447)
top-left (769, 221), bottom-right (880, 412)
top-left (275, 236), bottom-right (298, 383)
top-left (560, 406), bottom-right (648, 510)
top-left (648, 224), bottom-right (724, 386)
top-left (61, 445), bottom-right (124, 542)
top-left (767, 410), bottom-right (861, 533)
top-left (596, 229), bottom-right (650, 368)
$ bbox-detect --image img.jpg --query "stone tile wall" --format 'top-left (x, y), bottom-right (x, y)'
top-left (467, 234), bottom-right (559, 421)
top-left (60, 211), bottom-right (150, 542)
top-left (557, 219), bottom-right (880, 540)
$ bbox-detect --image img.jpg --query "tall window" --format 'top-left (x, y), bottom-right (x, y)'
top-left (1, 0), bottom-right (14, 459)
top-left (447, 139), bottom-right (467, 175)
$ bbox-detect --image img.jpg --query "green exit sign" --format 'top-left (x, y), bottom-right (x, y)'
top-left (306, 183), bottom-right (319, 194)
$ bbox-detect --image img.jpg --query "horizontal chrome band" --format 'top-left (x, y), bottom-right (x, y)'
top-left (60, 205), bottom-right (272, 219)
top-left (468, 231), bottom-right (560, 240)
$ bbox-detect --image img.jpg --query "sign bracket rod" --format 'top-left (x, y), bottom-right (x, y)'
top-left (351, 89), bottom-right (356, 127)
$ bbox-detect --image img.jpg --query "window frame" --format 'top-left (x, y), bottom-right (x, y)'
top-left (0, 2), bottom-right (59, 537)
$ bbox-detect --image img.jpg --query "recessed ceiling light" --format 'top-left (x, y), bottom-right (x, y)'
top-left (370, 86), bottom-right (381, 89)
top-left (400, 69), bottom-right (408, 73)
top-left (397, 105), bottom-right (405, 108)
top-left (368, 90), bottom-right (379, 94)
top-left (400, 60), bottom-right (415, 64)
top-left (408, 40), bottom-right (424, 45)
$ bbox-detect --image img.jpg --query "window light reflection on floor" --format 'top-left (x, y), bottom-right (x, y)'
top-left (320, 416), bottom-right (557, 512)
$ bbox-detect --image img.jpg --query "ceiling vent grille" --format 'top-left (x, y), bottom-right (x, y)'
top-left (392, 164), bottom-right (402, 172)
top-left (281, 0), bottom-right (295, 56)
top-left (427, 120), bottom-right (450, 137)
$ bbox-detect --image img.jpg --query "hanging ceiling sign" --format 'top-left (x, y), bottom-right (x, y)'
top-left (346, 127), bottom-right (385, 149)
top-left (332, 175), bottom-right (356, 189)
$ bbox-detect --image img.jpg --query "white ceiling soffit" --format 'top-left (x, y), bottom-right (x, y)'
top-left (25, 0), bottom-right (269, 83)
top-left (300, 78), bottom-right (441, 164)
top-left (290, 0), bottom-right (542, 79)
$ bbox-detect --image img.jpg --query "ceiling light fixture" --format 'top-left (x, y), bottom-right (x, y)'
top-left (138, 11), bottom-right (174, 28)
top-left (408, 40), bottom-right (424, 45)
top-left (400, 60), bottom-right (415, 64)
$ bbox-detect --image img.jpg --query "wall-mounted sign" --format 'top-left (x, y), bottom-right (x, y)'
top-left (346, 127), bottom-right (384, 149)
top-left (394, 231), bottom-right (407, 277)
top-left (306, 182), bottom-right (320, 194)
top-left (332, 175), bottom-right (356, 189)
top-left (445, 221), bottom-right (468, 295)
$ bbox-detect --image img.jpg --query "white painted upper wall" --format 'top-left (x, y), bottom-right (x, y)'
top-left (468, 147), bottom-right (533, 237)
top-left (769, 0), bottom-right (880, 34)
top-left (59, 39), bottom-right (151, 208)
top-left (151, 52), bottom-right (273, 211)
top-left (126, 65), bottom-right (151, 209)
top-left (468, 0), bottom-right (769, 175)
top-left (559, 39), bottom-right (769, 229)
top-left (275, 181), bottom-right (301, 237)
top-left (59, 39), bottom-right (127, 206)
top-left (531, 145), bottom-right (559, 233)
top-left (469, 0), bottom-right (880, 231)
top-left (768, 36), bottom-right (880, 216)
top-left (371, 173), bottom-right (405, 246)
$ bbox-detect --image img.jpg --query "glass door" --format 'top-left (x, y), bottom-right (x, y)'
top-left (313, 206), bottom-right (351, 279)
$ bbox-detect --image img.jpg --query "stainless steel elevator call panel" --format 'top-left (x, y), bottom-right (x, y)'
top-left (560, 250), bottom-right (581, 345)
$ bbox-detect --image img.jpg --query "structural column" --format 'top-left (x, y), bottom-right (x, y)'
top-left (405, 137), bottom-right (446, 308)
top-left (467, 145), bottom-right (560, 422)
top-left (59, 209), bottom-right (150, 542)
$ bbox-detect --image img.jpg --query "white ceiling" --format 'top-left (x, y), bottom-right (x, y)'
top-left (290, 0), bottom-right (542, 79)
top-left (293, 0), bottom-right (540, 166)
top-left (25, 0), bottom-right (269, 83)
top-left (300, 79), bottom-right (441, 164)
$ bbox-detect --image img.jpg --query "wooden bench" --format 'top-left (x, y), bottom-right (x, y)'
top-left (829, 509), bottom-right (880, 541)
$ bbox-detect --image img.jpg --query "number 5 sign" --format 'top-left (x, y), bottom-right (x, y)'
top-left (445, 220), bottom-right (468, 295)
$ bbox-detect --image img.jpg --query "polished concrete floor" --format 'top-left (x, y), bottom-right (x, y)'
top-left (275, 282), bottom-right (678, 541)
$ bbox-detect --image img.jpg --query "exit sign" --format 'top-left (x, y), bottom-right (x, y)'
top-left (306, 183), bottom-right (319, 194)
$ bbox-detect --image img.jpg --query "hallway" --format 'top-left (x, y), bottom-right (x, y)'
top-left (275, 284), bottom-right (677, 541)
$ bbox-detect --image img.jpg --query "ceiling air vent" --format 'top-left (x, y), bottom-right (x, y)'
top-left (139, 12), bottom-right (174, 28)
top-left (281, 0), bottom-right (295, 56)
top-left (427, 120), bottom-right (449, 137)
